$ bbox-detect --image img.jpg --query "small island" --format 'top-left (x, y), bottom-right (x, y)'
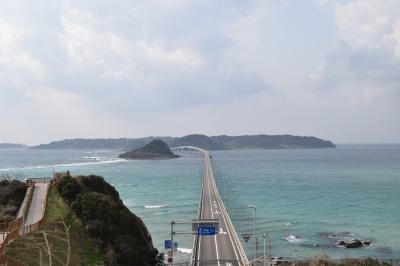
top-left (119, 139), bottom-right (179, 159)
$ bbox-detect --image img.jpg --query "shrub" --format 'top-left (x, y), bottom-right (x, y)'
top-left (0, 179), bottom-right (27, 222)
top-left (57, 175), bottom-right (163, 265)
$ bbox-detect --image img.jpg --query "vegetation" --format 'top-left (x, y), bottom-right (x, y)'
top-left (31, 134), bottom-right (335, 150)
top-left (277, 255), bottom-right (393, 266)
top-left (0, 178), bottom-right (26, 222)
top-left (170, 134), bottom-right (225, 150)
top-left (210, 134), bottom-right (336, 149)
top-left (6, 188), bottom-right (105, 266)
top-left (169, 134), bottom-right (336, 150)
top-left (119, 139), bottom-right (178, 159)
top-left (57, 175), bottom-right (164, 265)
top-left (31, 137), bottom-right (174, 150)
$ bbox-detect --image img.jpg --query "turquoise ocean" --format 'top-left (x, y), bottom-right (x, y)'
top-left (0, 145), bottom-right (399, 262)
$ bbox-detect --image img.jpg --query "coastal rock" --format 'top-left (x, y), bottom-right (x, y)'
top-left (337, 239), bottom-right (365, 248)
top-left (346, 240), bottom-right (363, 248)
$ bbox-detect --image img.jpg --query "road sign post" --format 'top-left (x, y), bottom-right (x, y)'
top-left (170, 221), bottom-right (175, 265)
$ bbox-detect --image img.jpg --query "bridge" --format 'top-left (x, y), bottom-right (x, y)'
top-left (171, 147), bottom-right (249, 266)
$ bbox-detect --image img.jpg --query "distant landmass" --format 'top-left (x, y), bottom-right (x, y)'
top-left (0, 143), bottom-right (27, 149)
top-left (169, 134), bottom-right (335, 150)
top-left (31, 134), bottom-right (335, 150)
top-left (31, 137), bottom-right (175, 150)
top-left (119, 139), bottom-right (179, 159)
top-left (169, 134), bottom-right (225, 150)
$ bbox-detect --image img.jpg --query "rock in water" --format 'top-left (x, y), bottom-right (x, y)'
top-left (337, 239), bottom-right (364, 248)
top-left (119, 139), bottom-right (179, 159)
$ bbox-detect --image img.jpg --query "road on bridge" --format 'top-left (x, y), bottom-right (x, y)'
top-left (193, 150), bottom-right (248, 266)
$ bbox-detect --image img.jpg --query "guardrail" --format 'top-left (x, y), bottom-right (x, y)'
top-left (208, 157), bottom-right (250, 266)
top-left (191, 153), bottom-right (206, 265)
top-left (0, 174), bottom-right (62, 266)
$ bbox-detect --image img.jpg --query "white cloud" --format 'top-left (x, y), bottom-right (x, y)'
top-left (0, 19), bottom-right (45, 83)
top-left (0, 0), bottom-right (399, 144)
top-left (309, 0), bottom-right (400, 105)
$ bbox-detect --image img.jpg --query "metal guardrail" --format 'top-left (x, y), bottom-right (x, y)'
top-left (191, 152), bottom-right (206, 265)
top-left (190, 149), bottom-right (249, 266)
top-left (0, 175), bottom-right (62, 266)
top-left (207, 156), bottom-right (250, 266)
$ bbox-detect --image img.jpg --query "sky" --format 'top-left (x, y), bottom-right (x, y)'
top-left (0, 0), bottom-right (399, 145)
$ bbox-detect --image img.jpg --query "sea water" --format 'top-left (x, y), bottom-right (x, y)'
top-left (0, 145), bottom-right (399, 261)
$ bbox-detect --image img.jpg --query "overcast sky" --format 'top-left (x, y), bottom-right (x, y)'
top-left (1, 0), bottom-right (399, 145)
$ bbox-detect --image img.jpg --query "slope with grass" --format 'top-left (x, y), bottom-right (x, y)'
top-left (6, 175), bottom-right (163, 266)
top-left (5, 188), bottom-right (105, 266)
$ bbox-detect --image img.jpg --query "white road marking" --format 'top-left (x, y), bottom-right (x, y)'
top-left (207, 155), bottom-right (221, 266)
top-left (209, 164), bottom-right (240, 264)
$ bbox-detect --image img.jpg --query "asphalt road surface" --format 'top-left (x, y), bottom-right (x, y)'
top-left (23, 182), bottom-right (49, 226)
top-left (194, 151), bottom-right (246, 266)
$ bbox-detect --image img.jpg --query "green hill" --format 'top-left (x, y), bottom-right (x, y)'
top-left (6, 175), bottom-right (163, 266)
top-left (119, 139), bottom-right (178, 159)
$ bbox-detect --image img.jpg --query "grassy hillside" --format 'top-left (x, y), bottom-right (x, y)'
top-left (56, 175), bottom-right (163, 265)
top-left (6, 188), bottom-right (105, 266)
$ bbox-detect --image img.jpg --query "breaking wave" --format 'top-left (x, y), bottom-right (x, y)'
top-left (144, 205), bottom-right (168, 209)
top-left (0, 158), bottom-right (127, 172)
top-left (282, 235), bottom-right (306, 244)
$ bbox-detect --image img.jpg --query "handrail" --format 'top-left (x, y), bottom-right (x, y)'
top-left (209, 165), bottom-right (249, 266)
top-left (190, 150), bottom-right (249, 266)
top-left (191, 153), bottom-right (206, 265)
top-left (0, 174), bottom-right (62, 266)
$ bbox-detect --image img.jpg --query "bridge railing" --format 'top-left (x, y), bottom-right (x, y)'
top-left (191, 153), bottom-right (207, 265)
top-left (208, 156), bottom-right (250, 266)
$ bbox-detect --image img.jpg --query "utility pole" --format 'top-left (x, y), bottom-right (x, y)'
top-left (170, 221), bottom-right (175, 265)
top-left (263, 233), bottom-right (266, 266)
top-left (248, 205), bottom-right (257, 265)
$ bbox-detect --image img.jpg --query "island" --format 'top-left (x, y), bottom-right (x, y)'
top-left (31, 134), bottom-right (336, 150)
top-left (119, 139), bottom-right (179, 159)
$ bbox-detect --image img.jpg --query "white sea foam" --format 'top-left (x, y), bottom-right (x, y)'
top-left (144, 205), bottom-right (168, 209)
top-left (0, 158), bottom-right (127, 172)
top-left (284, 221), bottom-right (298, 226)
top-left (177, 248), bottom-right (192, 254)
top-left (83, 156), bottom-right (105, 161)
top-left (282, 235), bottom-right (306, 244)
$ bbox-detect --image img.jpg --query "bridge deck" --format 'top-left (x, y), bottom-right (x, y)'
top-left (191, 150), bottom-right (248, 266)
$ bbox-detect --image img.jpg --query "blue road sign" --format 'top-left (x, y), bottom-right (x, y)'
top-left (164, 240), bottom-right (178, 250)
top-left (164, 240), bottom-right (171, 249)
top-left (197, 226), bottom-right (216, 236)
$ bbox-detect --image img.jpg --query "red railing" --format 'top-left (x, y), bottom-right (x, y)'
top-left (0, 174), bottom-right (63, 266)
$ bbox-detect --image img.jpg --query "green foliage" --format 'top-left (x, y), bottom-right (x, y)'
top-left (57, 175), bottom-right (85, 204)
top-left (57, 175), bottom-right (162, 266)
top-left (78, 175), bottom-right (121, 202)
top-left (6, 188), bottom-right (105, 266)
top-left (0, 179), bottom-right (27, 222)
top-left (119, 139), bottom-right (178, 159)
